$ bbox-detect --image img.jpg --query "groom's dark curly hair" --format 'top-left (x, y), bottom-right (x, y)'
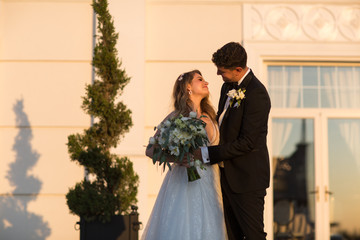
top-left (212, 42), bottom-right (247, 69)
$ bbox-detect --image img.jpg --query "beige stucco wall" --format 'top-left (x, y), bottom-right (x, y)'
top-left (0, 0), bottom-right (92, 239)
top-left (1, 0), bottom-right (360, 239)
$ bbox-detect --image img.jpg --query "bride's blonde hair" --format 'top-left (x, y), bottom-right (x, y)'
top-left (172, 70), bottom-right (216, 122)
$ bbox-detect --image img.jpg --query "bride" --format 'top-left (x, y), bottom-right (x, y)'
top-left (142, 70), bottom-right (227, 240)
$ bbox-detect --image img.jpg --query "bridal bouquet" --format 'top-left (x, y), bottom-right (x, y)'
top-left (147, 111), bottom-right (209, 182)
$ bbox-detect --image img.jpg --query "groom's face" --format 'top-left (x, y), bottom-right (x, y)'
top-left (216, 67), bottom-right (240, 83)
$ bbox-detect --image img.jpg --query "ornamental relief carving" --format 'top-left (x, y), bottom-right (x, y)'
top-left (265, 7), bottom-right (300, 40)
top-left (246, 5), bottom-right (360, 42)
top-left (338, 7), bottom-right (360, 41)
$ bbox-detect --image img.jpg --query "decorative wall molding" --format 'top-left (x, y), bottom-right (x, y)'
top-left (244, 4), bottom-right (360, 42)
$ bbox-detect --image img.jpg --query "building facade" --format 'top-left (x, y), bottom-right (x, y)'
top-left (1, 0), bottom-right (359, 239)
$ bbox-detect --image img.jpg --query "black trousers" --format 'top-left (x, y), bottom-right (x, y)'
top-left (220, 167), bottom-right (267, 240)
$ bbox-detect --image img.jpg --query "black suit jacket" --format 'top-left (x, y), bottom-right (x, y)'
top-left (208, 70), bottom-right (271, 193)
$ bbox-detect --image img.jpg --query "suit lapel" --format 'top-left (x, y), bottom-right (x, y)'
top-left (220, 70), bottom-right (254, 126)
top-left (239, 70), bottom-right (253, 90)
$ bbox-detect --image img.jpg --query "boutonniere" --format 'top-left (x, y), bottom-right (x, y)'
top-left (227, 88), bottom-right (246, 108)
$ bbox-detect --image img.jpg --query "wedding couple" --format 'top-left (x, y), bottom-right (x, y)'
top-left (143, 42), bottom-right (271, 240)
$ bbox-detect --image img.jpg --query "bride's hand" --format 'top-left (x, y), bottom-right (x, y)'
top-left (176, 153), bottom-right (193, 167)
top-left (178, 151), bottom-right (203, 168)
top-left (192, 149), bottom-right (202, 163)
top-left (177, 162), bottom-right (190, 168)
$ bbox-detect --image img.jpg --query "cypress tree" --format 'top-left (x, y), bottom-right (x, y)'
top-left (66, 0), bottom-right (139, 223)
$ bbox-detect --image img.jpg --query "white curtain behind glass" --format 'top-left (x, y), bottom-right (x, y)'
top-left (321, 67), bottom-right (360, 108)
top-left (339, 121), bottom-right (360, 170)
top-left (269, 66), bottom-right (301, 108)
top-left (269, 67), bottom-right (283, 108)
top-left (286, 67), bottom-right (301, 108)
top-left (322, 67), bottom-right (338, 108)
top-left (353, 67), bottom-right (360, 107)
top-left (272, 120), bottom-right (293, 174)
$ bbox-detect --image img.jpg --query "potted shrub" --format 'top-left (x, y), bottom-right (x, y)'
top-left (66, 0), bottom-right (139, 239)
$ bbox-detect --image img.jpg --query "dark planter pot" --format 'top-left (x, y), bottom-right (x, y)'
top-left (79, 215), bottom-right (125, 240)
top-left (78, 207), bottom-right (141, 240)
top-left (118, 212), bottom-right (141, 240)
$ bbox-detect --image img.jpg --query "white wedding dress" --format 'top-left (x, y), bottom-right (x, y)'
top-left (141, 120), bottom-right (227, 240)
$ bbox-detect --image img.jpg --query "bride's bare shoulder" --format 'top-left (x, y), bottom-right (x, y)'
top-left (200, 113), bottom-right (213, 123)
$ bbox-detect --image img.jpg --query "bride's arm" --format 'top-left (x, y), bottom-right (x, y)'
top-left (145, 139), bottom-right (181, 164)
top-left (146, 143), bottom-right (182, 163)
top-left (145, 111), bottom-right (177, 161)
top-left (145, 134), bottom-right (158, 159)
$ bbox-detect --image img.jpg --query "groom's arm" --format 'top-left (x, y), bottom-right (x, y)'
top-left (208, 85), bottom-right (271, 164)
top-left (190, 147), bottom-right (210, 164)
top-left (194, 82), bottom-right (227, 164)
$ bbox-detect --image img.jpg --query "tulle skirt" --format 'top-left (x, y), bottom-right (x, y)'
top-left (141, 164), bottom-right (227, 240)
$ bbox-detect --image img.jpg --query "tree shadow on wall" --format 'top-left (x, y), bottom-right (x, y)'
top-left (0, 99), bottom-right (51, 239)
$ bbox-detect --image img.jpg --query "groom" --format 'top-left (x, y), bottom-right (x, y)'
top-left (198, 42), bottom-right (271, 239)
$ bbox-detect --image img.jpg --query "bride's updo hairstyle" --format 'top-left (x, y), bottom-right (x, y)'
top-left (172, 70), bottom-right (216, 122)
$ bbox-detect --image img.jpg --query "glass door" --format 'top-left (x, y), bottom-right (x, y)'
top-left (272, 115), bottom-right (360, 240)
top-left (272, 118), bottom-right (316, 240)
top-left (268, 63), bottom-right (360, 240)
top-left (327, 118), bottom-right (360, 240)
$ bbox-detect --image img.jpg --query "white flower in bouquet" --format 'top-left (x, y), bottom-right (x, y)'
top-left (197, 126), bottom-right (207, 136)
top-left (189, 111), bottom-right (197, 118)
top-left (190, 125), bottom-right (197, 132)
top-left (164, 120), bottom-right (171, 127)
top-left (149, 137), bottom-right (156, 145)
top-left (169, 145), bottom-right (180, 156)
top-left (158, 136), bottom-right (166, 145)
top-left (181, 116), bottom-right (190, 121)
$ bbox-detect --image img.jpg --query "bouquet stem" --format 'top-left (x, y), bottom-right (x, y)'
top-left (187, 166), bottom-right (201, 182)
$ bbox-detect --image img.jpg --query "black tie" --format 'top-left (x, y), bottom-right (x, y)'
top-left (228, 82), bottom-right (239, 90)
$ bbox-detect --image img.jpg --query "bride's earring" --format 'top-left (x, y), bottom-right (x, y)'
top-left (188, 90), bottom-right (192, 95)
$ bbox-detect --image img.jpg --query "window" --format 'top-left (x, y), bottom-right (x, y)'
top-left (268, 65), bottom-right (360, 108)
